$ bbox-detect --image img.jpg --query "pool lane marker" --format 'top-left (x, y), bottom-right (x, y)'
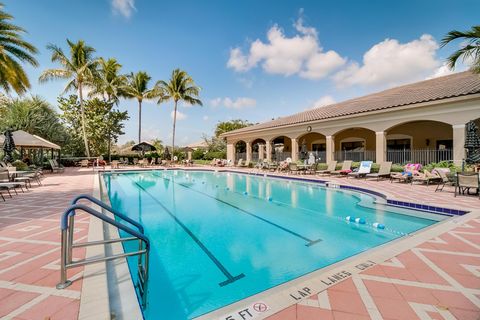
top-left (155, 173), bottom-right (322, 247)
top-left (126, 175), bottom-right (245, 287)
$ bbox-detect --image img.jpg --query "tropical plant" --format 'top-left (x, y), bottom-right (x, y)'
top-left (89, 57), bottom-right (126, 103)
top-left (39, 39), bottom-right (99, 157)
top-left (155, 69), bottom-right (202, 160)
top-left (122, 71), bottom-right (156, 143)
top-left (0, 3), bottom-right (38, 95)
top-left (58, 95), bottom-right (129, 157)
top-left (441, 25), bottom-right (480, 74)
top-left (214, 119), bottom-right (253, 137)
top-left (0, 96), bottom-right (69, 145)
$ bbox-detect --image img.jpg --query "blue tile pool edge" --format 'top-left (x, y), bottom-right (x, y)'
top-left (101, 168), bottom-right (469, 217)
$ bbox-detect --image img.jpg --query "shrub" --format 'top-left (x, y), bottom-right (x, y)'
top-left (192, 149), bottom-right (205, 160)
top-left (204, 151), bottom-right (226, 160)
top-left (11, 160), bottom-right (28, 171)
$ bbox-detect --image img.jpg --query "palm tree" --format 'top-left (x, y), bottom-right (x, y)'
top-left (441, 25), bottom-right (480, 74)
top-left (89, 57), bottom-right (126, 103)
top-left (0, 3), bottom-right (38, 95)
top-left (39, 39), bottom-right (98, 157)
top-left (155, 69), bottom-right (202, 160)
top-left (122, 71), bottom-right (156, 143)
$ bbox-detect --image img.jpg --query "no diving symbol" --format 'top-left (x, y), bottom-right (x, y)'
top-left (253, 302), bottom-right (267, 313)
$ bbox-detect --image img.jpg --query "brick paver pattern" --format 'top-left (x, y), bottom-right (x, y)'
top-left (0, 167), bottom-right (479, 319)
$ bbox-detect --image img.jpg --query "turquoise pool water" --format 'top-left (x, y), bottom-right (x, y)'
top-left (103, 170), bottom-right (438, 319)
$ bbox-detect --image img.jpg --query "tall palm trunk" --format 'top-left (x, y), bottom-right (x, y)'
top-left (78, 82), bottom-right (90, 157)
top-left (171, 100), bottom-right (178, 161)
top-left (138, 99), bottom-right (142, 143)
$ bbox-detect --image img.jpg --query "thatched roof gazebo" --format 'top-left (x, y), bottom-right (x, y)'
top-left (0, 130), bottom-right (61, 165)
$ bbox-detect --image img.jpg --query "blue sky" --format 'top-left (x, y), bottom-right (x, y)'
top-left (6, 0), bottom-right (479, 145)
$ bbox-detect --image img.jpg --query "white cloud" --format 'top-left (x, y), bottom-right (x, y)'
top-left (171, 110), bottom-right (186, 120)
top-left (210, 97), bottom-right (256, 109)
top-left (334, 34), bottom-right (440, 87)
top-left (227, 13), bottom-right (346, 80)
top-left (312, 95), bottom-right (336, 109)
top-left (111, 0), bottom-right (136, 18)
top-left (202, 115), bottom-right (209, 121)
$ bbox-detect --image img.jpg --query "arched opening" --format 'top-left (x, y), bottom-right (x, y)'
top-left (251, 138), bottom-right (266, 162)
top-left (296, 132), bottom-right (327, 162)
top-left (270, 136), bottom-right (292, 161)
top-left (386, 120), bottom-right (453, 164)
top-left (333, 127), bottom-right (376, 162)
top-left (234, 140), bottom-right (247, 161)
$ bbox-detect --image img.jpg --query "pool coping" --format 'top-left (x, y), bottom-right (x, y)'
top-left (91, 167), bottom-right (475, 319)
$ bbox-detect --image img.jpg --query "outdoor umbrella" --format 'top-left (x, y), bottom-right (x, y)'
top-left (300, 139), bottom-right (308, 160)
top-left (3, 129), bottom-right (16, 164)
top-left (131, 141), bottom-right (156, 156)
top-left (163, 147), bottom-right (171, 160)
top-left (465, 120), bottom-right (480, 164)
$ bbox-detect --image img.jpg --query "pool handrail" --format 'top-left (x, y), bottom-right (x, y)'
top-left (69, 193), bottom-right (144, 233)
top-left (57, 200), bottom-right (150, 308)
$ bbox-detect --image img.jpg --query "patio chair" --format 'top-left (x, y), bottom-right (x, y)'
top-left (288, 162), bottom-right (300, 174)
top-left (365, 162), bottom-right (392, 181)
top-left (80, 159), bottom-right (89, 167)
top-left (236, 159), bottom-right (243, 167)
top-left (347, 161), bottom-right (373, 178)
top-left (239, 160), bottom-right (250, 168)
top-left (305, 163), bottom-right (318, 175)
top-left (330, 160), bottom-right (353, 176)
top-left (316, 161), bottom-right (337, 175)
top-left (0, 181), bottom-right (27, 195)
top-left (14, 168), bottom-right (43, 187)
top-left (411, 170), bottom-right (442, 186)
top-left (435, 169), bottom-right (453, 192)
top-left (455, 172), bottom-right (479, 198)
top-left (49, 159), bottom-right (64, 173)
top-left (111, 160), bottom-right (119, 169)
top-left (390, 164), bottom-right (419, 183)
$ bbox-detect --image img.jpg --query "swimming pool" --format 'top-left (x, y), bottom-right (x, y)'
top-left (102, 170), bottom-right (440, 319)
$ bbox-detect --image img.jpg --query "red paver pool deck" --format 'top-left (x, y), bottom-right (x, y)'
top-left (0, 166), bottom-right (479, 320)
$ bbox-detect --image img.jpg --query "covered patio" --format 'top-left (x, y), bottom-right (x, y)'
top-left (223, 72), bottom-right (480, 166)
top-left (0, 130), bottom-right (61, 166)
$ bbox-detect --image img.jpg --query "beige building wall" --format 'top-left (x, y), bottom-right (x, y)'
top-left (387, 121), bottom-right (452, 149)
top-left (297, 133), bottom-right (326, 150)
top-left (334, 128), bottom-right (376, 151)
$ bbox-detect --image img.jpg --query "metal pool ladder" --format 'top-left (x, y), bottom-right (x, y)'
top-left (56, 194), bottom-right (150, 308)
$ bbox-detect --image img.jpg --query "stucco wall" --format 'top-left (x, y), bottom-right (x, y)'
top-left (334, 128), bottom-right (376, 151)
top-left (387, 121), bottom-right (452, 149)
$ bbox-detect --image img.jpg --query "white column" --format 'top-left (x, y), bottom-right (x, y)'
top-left (452, 124), bottom-right (466, 166)
top-left (227, 143), bottom-right (235, 162)
top-left (326, 135), bottom-right (335, 163)
top-left (258, 144), bottom-right (265, 160)
top-left (291, 138), bottom-right (298, 162)
top-left (246, 141), bottom-right (252, 162)
top-left (375, 131), bottom-right (386, 163)
top-left (266, 141), bottom-right (272, 162)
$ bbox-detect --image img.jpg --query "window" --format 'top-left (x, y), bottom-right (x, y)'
top-left (387, 139), bottom-right (411, 150)
top-left (312, 143), bottom-right (326, 151)
top-left (341, 141), bottom-right (364, 151)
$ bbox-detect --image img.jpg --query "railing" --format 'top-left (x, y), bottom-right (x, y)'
top-left (272, 152), bottom-right (292, 161)
top-left (252, 152), bottom-right (259, 162)
top-left (57, 194), bottom-right (150, 308)
top-left (387, 149), bottom-right (452, 165)
top-left (334, 150), bottom-right (376, 162)
top-left (235, 152), bottom-right (246, 161)
top-left (297, 151), bottom-right (326, 162)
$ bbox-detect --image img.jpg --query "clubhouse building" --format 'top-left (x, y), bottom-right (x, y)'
top-left (222, 71), bottom-right (480, 166)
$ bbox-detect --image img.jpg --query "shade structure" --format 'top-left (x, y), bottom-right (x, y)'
top-left (131, 141), bottom-right (157, 153)
top-left (0, 130), bottom-right (60, 150)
